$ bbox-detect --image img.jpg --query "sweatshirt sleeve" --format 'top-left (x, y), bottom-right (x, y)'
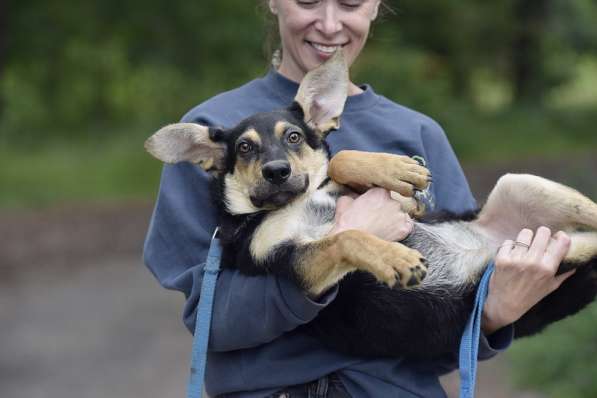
top-left (418, 118), bottom-right (478, 214)
top-left (143, 138), bottom-right (337, 352)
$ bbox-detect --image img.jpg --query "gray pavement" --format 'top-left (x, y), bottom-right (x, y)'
top-left (0, 256), bottom-right (190, 398)
top-left (0, 253), bottom-right (544, 398)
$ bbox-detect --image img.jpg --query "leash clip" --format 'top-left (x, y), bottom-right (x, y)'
top-left (211, 226), bottom-right (220, 241)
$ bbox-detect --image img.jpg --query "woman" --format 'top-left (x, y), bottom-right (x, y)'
top-left (144, 1), bottom-right (575, 396)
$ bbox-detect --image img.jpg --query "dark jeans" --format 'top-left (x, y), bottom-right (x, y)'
top-left (268, 373), bottom-right (350, 398)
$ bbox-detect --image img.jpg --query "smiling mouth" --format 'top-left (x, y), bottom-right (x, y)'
top-left (306, 41), bottom-right (345, 54)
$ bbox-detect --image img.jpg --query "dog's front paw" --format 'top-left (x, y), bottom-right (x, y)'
top-left (378, 155), bottom-right (432, 197)
top-left (371, 243), bottom-right (428, 288)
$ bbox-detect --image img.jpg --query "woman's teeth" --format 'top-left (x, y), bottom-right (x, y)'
top-left (309, 42), bottom-right (340, 53)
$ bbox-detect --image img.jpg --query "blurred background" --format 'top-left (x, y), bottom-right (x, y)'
top-left (1, 0), bottom-right (596, 397)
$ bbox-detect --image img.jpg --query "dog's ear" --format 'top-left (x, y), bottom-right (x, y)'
top-left (294, 49), bottom-right (349, 135)
top-left (144, 123), bottom-right (227, 173)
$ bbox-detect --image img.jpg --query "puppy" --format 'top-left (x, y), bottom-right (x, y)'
top-left (145, 51), bottom-right (597, 359)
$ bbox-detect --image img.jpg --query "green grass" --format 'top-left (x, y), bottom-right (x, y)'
top-left (437, 106), bottom-right (597, 163)
top-left (0, 129), bottom-right (163, 208)
top-left (508, 303), bottom-right (597, 398)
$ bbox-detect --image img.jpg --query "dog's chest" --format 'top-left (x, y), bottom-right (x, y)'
top-left (303, 186), bottom-right (338, 236)
top-left (249, 183), bottom-right (341, 261)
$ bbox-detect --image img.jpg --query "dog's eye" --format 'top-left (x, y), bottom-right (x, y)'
top-left (287, 132), bottom-right (303, 145)
top-left (238, 141), bottom-right (253, 154)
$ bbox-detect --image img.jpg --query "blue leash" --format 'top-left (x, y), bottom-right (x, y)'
top-left (185, 226), bottom-right (494, 398)
top-left (458, 262), bottom-right (495, 398)
top-left (188, 228), bottom-right (222, 398)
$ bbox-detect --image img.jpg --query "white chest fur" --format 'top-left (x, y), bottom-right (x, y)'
top-left (249, 182), bottom-right (342, 263)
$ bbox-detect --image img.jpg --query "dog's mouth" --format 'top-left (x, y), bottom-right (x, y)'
top-left (250, 175), bottom-right (310, 209)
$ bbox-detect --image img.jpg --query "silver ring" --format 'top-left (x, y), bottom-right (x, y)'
top-left (498, 241), bottom-right (530, 252)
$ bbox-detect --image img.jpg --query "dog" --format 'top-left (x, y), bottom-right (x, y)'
top-left (145, 51), bottom-right (597, 359)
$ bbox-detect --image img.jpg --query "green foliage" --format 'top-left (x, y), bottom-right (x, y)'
top-left (2, 0), bottom-right (267, 144)
top-left (508, 303), bottom-right (597, 398)
top-left (0, 127), bottom-right (162, 208)
top-left (3, 0), bottom-right (597, 147)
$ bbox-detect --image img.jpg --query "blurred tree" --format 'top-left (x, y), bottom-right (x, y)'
top-left (0, 0), bottom-right (7, 118)
top-left (511, 0), bottom-right (552, 102)
top-left (2, 0), bottom-right (597, 145)
top-left (384, 0), bottom-right (597, 106)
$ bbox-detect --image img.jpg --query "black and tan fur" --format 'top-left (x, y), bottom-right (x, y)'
top-left (146, 51), bottom-right (597, 359)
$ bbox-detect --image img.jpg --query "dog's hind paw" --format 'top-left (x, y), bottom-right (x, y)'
top-left (369, 243), bottom-right (428, 288)
top-left (397, 249), bottom-right (427, 288)
top-left (406, 262), bottom-right (428, 287)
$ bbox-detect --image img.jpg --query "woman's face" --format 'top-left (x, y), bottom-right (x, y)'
top-left (271, 0), bottom-right (381, 82)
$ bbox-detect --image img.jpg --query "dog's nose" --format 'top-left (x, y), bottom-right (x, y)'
top-left (262, 160), bottom-right (291, 185)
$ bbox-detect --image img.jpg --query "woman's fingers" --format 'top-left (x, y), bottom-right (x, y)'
top-left (527, 226), bottom-right (551, 261)
top-left (511, 228), bottom-right (534, 259)
top-left (543, 230), bottom-right (571, 273)
top-left (335, 195), bottom-right (354, 210)
top-left (496, 239), bottom-right (514, 263)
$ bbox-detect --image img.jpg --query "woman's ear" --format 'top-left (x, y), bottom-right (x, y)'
top-left (371, 0), bottom-right (381, 21)
top-left (269, 0), bottom-right (278, 15)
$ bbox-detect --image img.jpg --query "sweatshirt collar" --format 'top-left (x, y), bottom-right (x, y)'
top-left (263, 69), bottom-right (379, 113)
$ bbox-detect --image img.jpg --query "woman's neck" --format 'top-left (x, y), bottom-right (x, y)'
top-left (276, 66), bottom-right (363, 96)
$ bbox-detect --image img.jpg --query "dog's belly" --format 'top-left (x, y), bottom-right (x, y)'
top-left (305, 221), bottom-right (494, 358)
top-left (404, 222), bottom-right (496, 287)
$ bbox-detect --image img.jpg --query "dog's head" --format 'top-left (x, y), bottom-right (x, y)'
top-left (145, 50), bottom-right (349, 214)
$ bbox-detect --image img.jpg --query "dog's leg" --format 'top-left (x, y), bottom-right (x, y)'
top-left (472, 175), bottom-right (597, 337)
top-left (328, 150), bottom-right (431, 199)
top-left (475, 174), bottom-right (597, 238)
top-left (560, 231), bottom-right (597, 271)
top-left (295, 230), bottom-right (427, 297)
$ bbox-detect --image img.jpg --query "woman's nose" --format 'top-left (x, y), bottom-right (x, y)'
top-left (315, 2), bottom-right (343, 36)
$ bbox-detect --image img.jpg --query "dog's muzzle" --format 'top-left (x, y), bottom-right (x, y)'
top-left (250, 174), bottom-right (309, 208)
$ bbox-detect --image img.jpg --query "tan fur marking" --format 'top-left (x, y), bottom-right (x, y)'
top-left (297, 230), bottom-right (427, 296)
top-left (201, 157), bottom-right (214, 171)
top-left (223, 159), bottom-right (264, 214)
top-left (274, 121), bottom-right (288, 140)
top-left (239, 129), bottom-right (262, 147)
top-left (329, 150), bottom-right (431, 196)
top-left (287, 145), bottom-right (329, 188)
top-left (315, 118), bottom-right (340, 133)
top-left (566, 232), bottom-right (597, 263)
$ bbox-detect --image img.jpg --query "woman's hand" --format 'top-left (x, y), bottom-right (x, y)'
top-left (328, 187), bottom-right (413, 242)
top-left (482, 227), bottom-right (576, 334)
